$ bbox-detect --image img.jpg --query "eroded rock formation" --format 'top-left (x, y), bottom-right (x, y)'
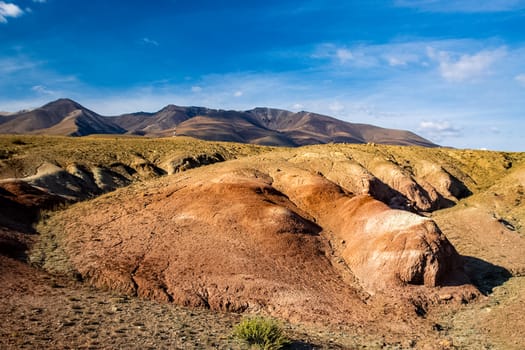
top-left (34, 156), bottom-right (475, 321)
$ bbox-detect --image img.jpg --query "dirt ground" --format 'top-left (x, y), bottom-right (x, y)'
top-left (2, 251), bottom-right (524, 349)
top-left (0, 256), bottom-right (384, 350)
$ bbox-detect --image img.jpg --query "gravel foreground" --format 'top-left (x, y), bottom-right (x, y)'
top-left (3, 255), bottom-right (524, 349)
top-left (1, 257), bottom-right (357, 349)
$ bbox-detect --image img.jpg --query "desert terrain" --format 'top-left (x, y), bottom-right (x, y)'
top-left (1, 135), bottom-right (524, 349)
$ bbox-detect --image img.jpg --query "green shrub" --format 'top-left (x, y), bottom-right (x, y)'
top-left (233, 317), bottom-right (290, 350)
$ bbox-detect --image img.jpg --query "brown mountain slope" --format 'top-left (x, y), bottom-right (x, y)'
top-left (246, 108), bottom-right (435, 146)
top-left (0, 99), bottom-right (125, 136)
top-left (173, 112), bottom-right (298, 146)
top-left (110, 104), bottom-right (200, 135)
top-left (117, 105), bottom-right (436, 147)
top-left (2, 98), bottom-right (436, 147)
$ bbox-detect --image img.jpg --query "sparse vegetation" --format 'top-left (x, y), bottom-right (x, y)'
top-left (233, 317), bottom-right (290, 350)
top-left (0, 135), bottom-right (274, 180)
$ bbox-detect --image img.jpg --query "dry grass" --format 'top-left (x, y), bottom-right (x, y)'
top-left (0, 134), bottom-right (275, 179)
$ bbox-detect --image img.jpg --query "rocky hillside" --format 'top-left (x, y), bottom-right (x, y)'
top-left (0, 99), bottom-right (436, 147)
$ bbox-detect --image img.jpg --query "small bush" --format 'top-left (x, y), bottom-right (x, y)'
top-left (233, 317), bottom-right (289, 350)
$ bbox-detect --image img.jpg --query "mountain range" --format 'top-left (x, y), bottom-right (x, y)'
top-left (0, 98), bottom-right (436, 147)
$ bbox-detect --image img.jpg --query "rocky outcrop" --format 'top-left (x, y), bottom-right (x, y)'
top-left (35, 167), bottom-right (364, 322)
top-left (270, 167), bottom-right (464, 292)
top-left (19, 162), bottom-right (130, 201)
top-left (162, 152), bottom-right (226, 174)
top-left (283, 148), bottom-right (473, 213)
top-left (34, 157), bottom-right (474, 323)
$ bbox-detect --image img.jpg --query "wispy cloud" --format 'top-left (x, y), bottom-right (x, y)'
top-left (328, 101), bottom-right (345, 114)
top-left (335, 48), bottom-right (353, 63)
top-left (384, 52), bottom-right (421, 67)
top-left (515, 74), bottom-right (525, 86)
top-left (0, 57), bottom-right (39, 73)
top-left (0, 54), bottom-right (81, 110)
top-left (310, 41), bottom-right (443, 71)
top-left (33, 0), bottom-right (46, 3)
top-left (418, 120), bottom-right (462, 141)
top-left (394, 0), bottom-right (525, 12)
top-left (309, 40), bottom-right (515, 86)
top-left (191, 86), bottom-right (202, 92)
top-left (31, 85), bottom-right (55, 95)
top-left (427, 47), bottom-right (506, 82)
top-left (142, 37), bottom-right (159, 46)
top-left (0, 1), bottom-right (23, 23)
top-left (312, 43), bottom-right (380, 68)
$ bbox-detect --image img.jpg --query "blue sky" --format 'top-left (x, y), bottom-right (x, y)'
top-left (1, 0), bottom-right (524, 151)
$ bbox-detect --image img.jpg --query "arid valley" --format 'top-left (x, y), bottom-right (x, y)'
top-left (2, 0), bottom-right (525, 347)
top-left (1, 131), bottom-right (524, 349)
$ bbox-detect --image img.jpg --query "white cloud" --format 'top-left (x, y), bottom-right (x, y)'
top-left (427, 47), bottom-right (506, 82)
top-left (310, 43), bottom-right (335, 60)
top-left (0, 57), bottom-right (38, 73)
top-left (291, 103), bottom-right (304, 110)
top-left (31, 85), bottom-right (55, 95)
top-left (311, 43), bottom-right (380, 68)
top-left (384, 53), bottom-right (420, 67)
top-left (394, 0), bottom-right (525, 12)
top-left (328, 101), bottom-right (345, 113)
top-left (310, 41), bottom-right (444, 70)
top-left (191, 86), bottom-right (202, 92)
top-left (0, 1), bottom-right (24, 23)
top-left (418, 120), bottom-right (462, 141)
top-left (142, 37), bottom-right (159, 46)
top-left (33, 0), bottom-right (46, 3)
top-left (336, 48), bottom-right (353, 63)
top-left (515, 74), bottom-right (525, 86)
top-left (233, 90), bottom-right (243, 97)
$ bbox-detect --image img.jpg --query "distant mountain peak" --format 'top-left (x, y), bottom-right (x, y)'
top-left (0, 98), bottom-right (125, 136)
top-left (158, 104), bottom-right (180, 111)
top-left (0, 98), bottom-right (437, 147)
top-left (42, 98), bottom-right (83, 109)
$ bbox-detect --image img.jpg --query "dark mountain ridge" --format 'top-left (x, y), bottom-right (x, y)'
top-left (0, 99), bottom-right (125, 136)
top-left (0, 98), bottom-right (437, 147)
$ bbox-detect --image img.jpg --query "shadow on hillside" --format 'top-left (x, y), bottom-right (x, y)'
top-left (367, 169), bottom-right (473, 213)
top-left (369, 177), bottom-right (459, 213)
top-left (0, 230), bottom-right (28, 261)
top-left (462, 256), bottom-right (512, 295)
